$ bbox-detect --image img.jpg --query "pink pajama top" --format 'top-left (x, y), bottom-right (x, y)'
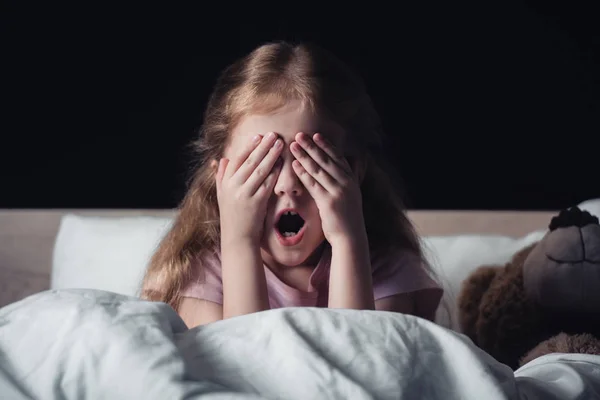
top-left (181, 245), bottom-right (443, 319)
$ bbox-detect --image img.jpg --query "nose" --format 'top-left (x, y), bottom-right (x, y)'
top-left (274, 154), bottom-right (303, 197)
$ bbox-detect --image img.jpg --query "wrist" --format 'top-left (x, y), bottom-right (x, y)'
top-left (220, 228), bottom-right (261, 249)
top-left (220, 237), bottom-right (262, 264)
top-left (220, 232), bottom-right (264, 275)
top-left (327, 228), bottom-right (374, 310)
top-left (329, 231), bottom-right (371, 272)
top-left (328, 228), bottom-right (369, 251)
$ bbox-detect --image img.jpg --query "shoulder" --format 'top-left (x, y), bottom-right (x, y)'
top-left (180, 248), bottom-right (224, 304)
top-left (371, 247), bottom-right (444, 321)
top-left (188, 248), bottom-right (223, 280)
top-left (370, 247), bottom-right (442, 296)
top-left (370, 247), bottom-right (427, 278)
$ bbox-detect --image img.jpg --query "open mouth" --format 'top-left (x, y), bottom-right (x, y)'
top-left (276, 209), bottom-right (305, 237)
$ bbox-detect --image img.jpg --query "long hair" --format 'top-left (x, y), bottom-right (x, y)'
top-left (141, 41), bottom-right (437, 310)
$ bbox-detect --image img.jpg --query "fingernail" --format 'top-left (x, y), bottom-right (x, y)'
top-left (252, 135), bottom-right (261, 144)
top-left (268, 131), bottom-right (277, 140)
top-left (274, 138), bottom-right (283, 148)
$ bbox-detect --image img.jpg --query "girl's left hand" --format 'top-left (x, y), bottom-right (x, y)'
top-left (290, 132), bottom-right (367, 246)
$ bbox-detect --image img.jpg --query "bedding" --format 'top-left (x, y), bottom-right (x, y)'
top-left (1, 289), bottom-right (600, 399)
top-left (49, 214), bottom-right (549, 332)
top-left (48, 214), bottom-right (548, 331)
top-left (48, 196), bottom-right (600, 332)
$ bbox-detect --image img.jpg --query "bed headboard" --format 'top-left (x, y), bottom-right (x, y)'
top-left (0, 209), bottom-right (555, 307)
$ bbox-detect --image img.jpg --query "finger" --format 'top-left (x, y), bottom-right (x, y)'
top-left (254, 157), bottom-right (283, 197)
top-left (245, 139), bottom-right (284, 195)
top-left (290, 141), bottom-right (338, 192)
top-left (292, 159), bottom-right (328, 199)
top-left (294, 132), bottom-right (349, 183)
top-left (313, 133), bottom-right (353, 174)
top-left (232, 132), bottom-right (280, 183)
top-left (224, 134), bottom-right (264, 179)
top-left (215, 158), bottom-right (228, 195)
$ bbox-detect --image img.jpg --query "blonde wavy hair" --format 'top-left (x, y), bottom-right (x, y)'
top-left (141, 41), bottom-right (438, 311)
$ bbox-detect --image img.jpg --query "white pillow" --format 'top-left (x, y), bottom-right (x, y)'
top-left (577, 197), bottom-right (600, 218)
top-left (425, 230), bottom-right (546, 331)
top-left (51, 215), bottom-right (173, 297)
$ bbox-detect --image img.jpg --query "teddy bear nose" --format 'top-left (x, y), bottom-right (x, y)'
top-left (523, 207), bottom-right (600, 314)
top-left (543, 224), bottom-right (600, 263)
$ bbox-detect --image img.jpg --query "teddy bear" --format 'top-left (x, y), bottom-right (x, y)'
top-left (457, 206), bottom-right (600, 370)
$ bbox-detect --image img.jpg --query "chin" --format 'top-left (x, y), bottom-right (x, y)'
top-left (261, 229), bottom-right (325, 268)
top-left (268, 250), bottom-right (310, 268)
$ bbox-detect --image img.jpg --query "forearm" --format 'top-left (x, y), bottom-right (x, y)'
top-left (327, 233), bottom-right (375, 310)
top-left (221, 237), bottom-right (270, 319)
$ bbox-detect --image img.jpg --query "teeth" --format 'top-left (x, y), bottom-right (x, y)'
top-left (285, 211), bottom-right (297, 216)
top-left (283, 232), bottom-right (296, 237)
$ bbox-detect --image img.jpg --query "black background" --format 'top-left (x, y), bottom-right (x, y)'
top-left (2, 2), bottom-right (598, 210)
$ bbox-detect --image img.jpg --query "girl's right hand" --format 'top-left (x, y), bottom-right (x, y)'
top-left (216, 132), bottom-right (284, 245)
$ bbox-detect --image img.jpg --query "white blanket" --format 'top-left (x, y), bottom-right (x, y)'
top-left (1, 289), bottom-right (599, 399)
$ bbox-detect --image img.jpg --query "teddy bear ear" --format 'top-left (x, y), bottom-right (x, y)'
top-left (548, 206), bottom-right (599, 231)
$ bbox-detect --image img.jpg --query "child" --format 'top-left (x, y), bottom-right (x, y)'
top-left (141, 41), bottom-right (443, 328)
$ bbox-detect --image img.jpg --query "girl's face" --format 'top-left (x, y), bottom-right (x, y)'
top-left (225, 100), bottom-right (347, 268)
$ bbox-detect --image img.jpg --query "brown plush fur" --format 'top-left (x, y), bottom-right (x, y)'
top-left (458, 244), bottom-right (547, 369)
top-left (521, 333), bottom-right (600, 366)
top-left (458, 241), bottom-right (600, 370)
top-left (457, 266), bottom-right (499, 342)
